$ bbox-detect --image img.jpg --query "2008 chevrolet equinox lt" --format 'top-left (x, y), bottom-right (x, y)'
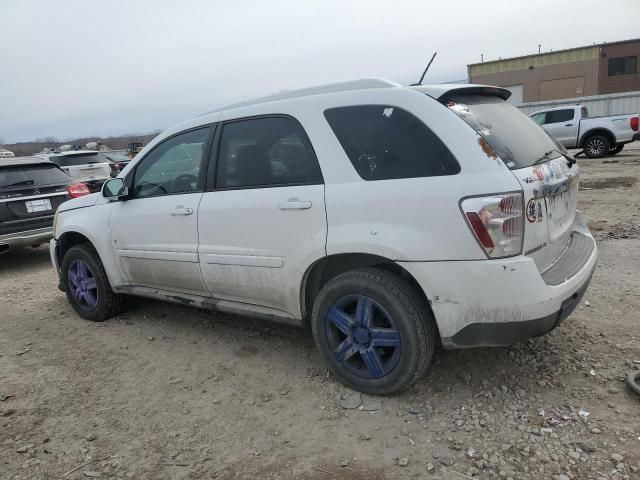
top-left (50, 79), bottom-right (597, 394)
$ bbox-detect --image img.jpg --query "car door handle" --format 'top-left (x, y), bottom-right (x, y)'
top-left (565, 123), bottom-right (574, 126)
top-left (279, 200), bottom-right (312, 210)
top-left (170, 206), bottom-right (193, 216)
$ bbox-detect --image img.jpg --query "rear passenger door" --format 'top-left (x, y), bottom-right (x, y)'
top-left (197, 115), bottom-right (326, 317)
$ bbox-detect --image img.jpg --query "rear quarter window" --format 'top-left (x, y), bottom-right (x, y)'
top-left (324, 105), bottom-right (460, 181)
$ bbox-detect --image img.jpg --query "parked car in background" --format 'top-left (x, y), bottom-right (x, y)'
top-left (38, 150), bottom-right (111, 192)
top-left (1, 157), bottom-right (89, 254)
top-left (0, 148), bottom-right (16, 158)
top-left (51, 79), bottom-right (597, 395)
top-left (530, 105), bottom-right (640, 158)
top-left (103, 152), bottom-right (132, 177)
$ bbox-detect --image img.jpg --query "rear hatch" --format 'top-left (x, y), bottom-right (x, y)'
top-left (443, 92), bottom-right (579, 272)
top-left (0, 163), bottom-right (71, 236)
top-left (50, 152), bottom-right (111, 184)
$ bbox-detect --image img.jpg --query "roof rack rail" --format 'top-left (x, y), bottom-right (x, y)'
top-left (202, 78), bottom-right (400, 115)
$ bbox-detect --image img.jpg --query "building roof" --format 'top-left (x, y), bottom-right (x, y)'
top-left (468, 37), bottom-right (640, 67)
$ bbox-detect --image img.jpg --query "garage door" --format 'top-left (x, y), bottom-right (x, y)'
top-left (540, 77), bottom-right (585, 101)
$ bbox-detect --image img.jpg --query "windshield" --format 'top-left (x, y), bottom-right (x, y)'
top-left (444, 94), bottom-right (560, 169)
top-left (0, 164), bottom-right (70, 189)
top-left (50, 152), bottom-right (106, 167)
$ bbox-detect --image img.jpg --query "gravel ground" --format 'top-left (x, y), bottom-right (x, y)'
top-left (1, 145), bottom-right (639, 480)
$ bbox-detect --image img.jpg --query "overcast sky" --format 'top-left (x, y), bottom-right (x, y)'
top-left (2, 0), bottom-right (639, 143)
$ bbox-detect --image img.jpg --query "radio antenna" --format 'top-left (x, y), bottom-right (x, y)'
top-left (416, 51), bottom-right (437, 85)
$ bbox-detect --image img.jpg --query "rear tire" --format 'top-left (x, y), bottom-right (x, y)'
top-left (61, 244), bottom-right (122, 322)
top-left (311, 268), bottom-right (435, 395)
top-left (583, 134), bottom-right (611, 158)
top-left (609, 144), bottom-right (624, 155)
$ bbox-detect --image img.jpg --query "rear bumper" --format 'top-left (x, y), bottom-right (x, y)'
top-left (399, 219), bottom-right (598, 348)
top-left (0, 227), bottom-right (53, 253)
top-left (445, 269), bottom-right (592, 347)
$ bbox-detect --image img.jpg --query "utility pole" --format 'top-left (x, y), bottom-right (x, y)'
top-left (538, 44), bottom-right (541, 54)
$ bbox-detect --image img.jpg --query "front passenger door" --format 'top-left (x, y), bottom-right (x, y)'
top-left (543, 109), bottom-right (576, 147)
top-left (109, 126), bottom-right (213, 295)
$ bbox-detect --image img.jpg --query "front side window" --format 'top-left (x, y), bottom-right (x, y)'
top-left (531, 112), bottom-right (546, 125)
top-left (324, 105), bottom-right (460, 181)
top-left (215, 116), bottom-right (322, 189)
top-left (608, 56), bottom-right (637, 76)
top-left (545, 109), bottom-right (574, 124)
top-left (133, 127), bottom-right (210, 197)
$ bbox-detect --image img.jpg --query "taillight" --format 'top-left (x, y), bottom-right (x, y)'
top-left (631, 117), bottom-right (639, 132)
top-left (461, 192), bottom-right (524, 258)
top-left (67, 183), bottom-right (91, 198)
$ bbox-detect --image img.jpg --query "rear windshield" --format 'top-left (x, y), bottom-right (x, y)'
top-left (444, 94), bottom-right (561, 169)
top-left (50, 152), bottom-right (106, 167)
top-left (0, 164), bottom-right (70, 189)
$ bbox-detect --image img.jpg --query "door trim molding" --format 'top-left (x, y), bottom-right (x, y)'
top-left (203, 253), bottom-right (284, 268)
top-left (117, 249), bottom-right (198, 263)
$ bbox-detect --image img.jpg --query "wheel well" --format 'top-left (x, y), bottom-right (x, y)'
top-left (56, 232), bottom-right (93, 265)
top-left (301, 253), bottom-right (437, 333)
top-left (580, 129), bottom-right (616, 148)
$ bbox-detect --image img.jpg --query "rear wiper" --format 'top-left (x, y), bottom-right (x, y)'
top-left (563, 153), bottom-right (577, 166)
top-left (532, 149), bottom-right (561, 166)
top-left (533, 149), bottom-right (576, 168)
top-left (1, 179), bottom-right (35, 188)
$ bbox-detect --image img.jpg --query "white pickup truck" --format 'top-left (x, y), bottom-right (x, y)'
top-left (530, 106), bottom-right (640, 158)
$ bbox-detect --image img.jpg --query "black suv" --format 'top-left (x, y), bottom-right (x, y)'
top-left (0, 157), bottom-right (90, 254)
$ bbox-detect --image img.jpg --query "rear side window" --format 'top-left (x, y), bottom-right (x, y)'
top-left (216, 116), bottom-right (322, 189)
top-left (545, 109), bottom-right (574, 124)
top-left (50, 153), bottom-right (107, 167)
top-left (324, 105), bottom-right (459, 181)
top-left (0, 164), bottom-right (70, 189)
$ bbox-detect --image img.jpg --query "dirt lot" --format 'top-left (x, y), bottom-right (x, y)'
top-left (2, 146), bottom-right (640, 480)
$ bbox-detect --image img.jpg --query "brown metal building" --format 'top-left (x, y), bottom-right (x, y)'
top-left (468, 38), bottom-right (640, 104)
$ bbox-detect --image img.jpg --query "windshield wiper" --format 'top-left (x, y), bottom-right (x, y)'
top-left (533, 149), bottom-right (577, 168)
top-left (532, 149), bottom-right (561, 166)
top-left (1, 179), bottom-right (35, 188)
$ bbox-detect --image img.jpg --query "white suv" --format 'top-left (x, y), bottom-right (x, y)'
top-left (50, 79), bottom-right (597, 395)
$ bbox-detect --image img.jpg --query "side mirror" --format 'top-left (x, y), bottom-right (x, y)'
top-left (102, 178), bottom-right (128, 200)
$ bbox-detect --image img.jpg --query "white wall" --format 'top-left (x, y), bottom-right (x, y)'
top-left (518, 90), bottom-right (640, 116)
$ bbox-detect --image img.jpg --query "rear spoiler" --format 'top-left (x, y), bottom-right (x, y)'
top-left (411, 84), bottom-right (512, 103)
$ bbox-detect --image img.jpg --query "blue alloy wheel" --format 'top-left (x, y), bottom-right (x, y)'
top-left (67, 259), bottom-right (99, 311)
top-left (325, 294), bottom-right (401, 379)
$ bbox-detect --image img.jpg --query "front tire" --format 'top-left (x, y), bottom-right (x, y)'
top-left (583, 134), bottom-right (611, 158)
top-left (61, 244), bottom-right (121, 321)
top-left (311, 268), bottom-right (435, 395)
